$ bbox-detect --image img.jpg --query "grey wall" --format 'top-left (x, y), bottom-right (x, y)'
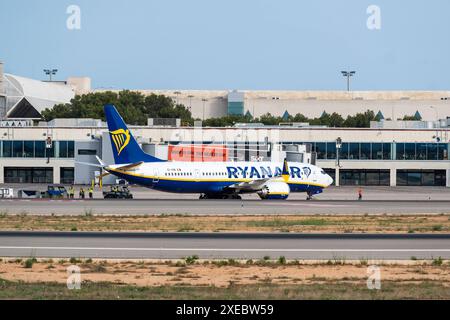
top-left (74, 140), bottom-right (102, 184)
top-left (100, 131), bottom-right (118, 185)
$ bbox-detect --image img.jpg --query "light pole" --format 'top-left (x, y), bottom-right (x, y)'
top-left (341, 71), bottom-right (356, 91)
top-left (430, 106), bottom-right (441, 142)
top-left (201, 98), bottom-right (208, 121)
top-left (43, 69), bottom-right (58, 82)
top-left (173, 91), bottom-right (181, 105)
top-left (335, 137), bottom-right (342, 187)
top-left (188, 95), bottom-right (194, 112)
top-left (336, 137), bottom-right (342, 167)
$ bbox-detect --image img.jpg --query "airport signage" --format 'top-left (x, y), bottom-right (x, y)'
top-left (0, 119), bottom-right (33, 127)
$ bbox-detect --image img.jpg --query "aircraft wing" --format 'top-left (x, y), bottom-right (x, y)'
top-left (225, 178), bottom-right (273, 191)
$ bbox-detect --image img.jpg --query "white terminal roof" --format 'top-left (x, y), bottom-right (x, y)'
top-left (4, 73), bottom-right (75, 117)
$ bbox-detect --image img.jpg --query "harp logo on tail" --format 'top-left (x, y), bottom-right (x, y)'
top-left (110, 128), bottom-right (130, 155)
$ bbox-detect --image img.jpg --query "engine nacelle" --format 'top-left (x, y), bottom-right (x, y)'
top-left (257, 181), bottom-right (290, 200)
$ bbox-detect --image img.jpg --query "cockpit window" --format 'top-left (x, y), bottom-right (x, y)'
top-left (321, 170), bottom-right (326, 175)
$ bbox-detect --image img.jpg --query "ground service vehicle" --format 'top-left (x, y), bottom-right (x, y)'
top-left (103, 185), bottom-right (133, 199)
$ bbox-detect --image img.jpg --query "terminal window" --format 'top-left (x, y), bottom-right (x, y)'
top-left (0, 140), bottom-right (74, 158)
top-left (339, 169), bottom-right (390, 186)
top-left (309, 142), bottom-right (448, 161)
top-left (309, 142), bottom-right (392, 160)
top-left (60, 167), bottom-right (74, 184)
top-left (4, 167), bottom-right (53, 184)
top-left (78, 149), bottom-right (97, 155)
top-left (396, 143), bottom-right (448, 161)
top-left (397, 170), bottom-right (446, 186)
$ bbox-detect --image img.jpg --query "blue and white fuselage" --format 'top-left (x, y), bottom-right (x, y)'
top-left (106, 161), bottom-right (333, 196)
top-left (102, 105), bottom-right (333, 200)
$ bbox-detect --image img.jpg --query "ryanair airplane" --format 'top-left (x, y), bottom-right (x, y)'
top-left (98, 105), bottom-right (333, 200)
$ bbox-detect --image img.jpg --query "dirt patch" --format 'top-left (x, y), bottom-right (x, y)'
top-left (1, 259), bottom-right (449, 288)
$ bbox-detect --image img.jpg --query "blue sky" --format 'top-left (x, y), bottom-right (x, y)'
top-left (1, 0), bottom-right (449, 90)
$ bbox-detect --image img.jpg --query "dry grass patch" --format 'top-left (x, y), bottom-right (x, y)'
top-left (0, 258), bottom-right (449, 289)
top-left (1, 214), bottom-right (450, 233)
top-left (1, 259), bottom-right (450, 299)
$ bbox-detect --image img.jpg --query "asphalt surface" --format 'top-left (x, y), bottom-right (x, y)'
top-left (2, 185), bottom-right (449, 215)
top-left (1, 231), bottom-right (449, 260)
top-left (2, 198), bottom-right (450, 215)
top-left (5, 185), bottom-right (450, 201)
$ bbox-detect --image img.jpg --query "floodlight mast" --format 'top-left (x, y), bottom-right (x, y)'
top-left (341, 71), bottom-right (356, 91)
top-left (43, 69), bottom-right (58, 82)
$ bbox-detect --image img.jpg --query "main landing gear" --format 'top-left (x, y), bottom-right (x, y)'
top-left (306, 192), bottom-right (314, 201)
top-left (199, 193), bottom-right (242, 200)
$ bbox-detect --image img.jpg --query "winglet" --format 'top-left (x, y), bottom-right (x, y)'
top-left (282, 158), bottom-right (290, 182)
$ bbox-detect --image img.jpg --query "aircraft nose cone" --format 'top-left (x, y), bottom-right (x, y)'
top-left (327, 174), bottom-right (334, 186)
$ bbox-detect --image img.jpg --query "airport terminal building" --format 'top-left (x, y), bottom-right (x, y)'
top-left (0, 122), bottom-right (449, 188)
top-left (99, 89), bottom-right (450, 122)
top-left (1, 65), bottom-right (450, 187)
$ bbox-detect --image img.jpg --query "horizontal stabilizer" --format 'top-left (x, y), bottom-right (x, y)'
top-left (112, 161), bottom-right (143, 171)
top-left (96, 156), bottom-right (106, 167)
top-left (75, 161), bottom-right (104, 168)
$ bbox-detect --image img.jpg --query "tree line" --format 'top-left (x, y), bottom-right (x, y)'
top-left (203, 110), bottom-right (381, 128)
top-left (42, 90), bottom-right (421, 128)
top-left (41, 91), bottom-right (193, 126)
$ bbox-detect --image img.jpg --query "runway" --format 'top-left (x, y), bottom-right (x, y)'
top-left (1, 231), bottom-right (449, 260)
top-left (2, 198), bottom-right (450, 215)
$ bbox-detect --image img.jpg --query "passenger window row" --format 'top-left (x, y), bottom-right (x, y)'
top-left (164, 171), bottom-right (227, 177)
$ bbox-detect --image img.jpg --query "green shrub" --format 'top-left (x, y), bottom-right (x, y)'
top-left (432, 225), bottom-right (443, 231)
top-left (227, 259), bottom-right (238, 266)
top-left (69, 257), bottom-right (81, 264)
top-left (24, 258), bottom-right (37, 269)
top-left (214, 260), bottom-right (229, 267)
top-left (432, 257), bottom-right (443, 266)
top-left (184, 255), bottom-right (199, 265)
top-left (84, 209), bottom-right (93, 217)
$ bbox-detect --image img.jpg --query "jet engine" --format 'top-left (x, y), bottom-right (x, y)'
top-left (257, 181), bottom-right (290, 200)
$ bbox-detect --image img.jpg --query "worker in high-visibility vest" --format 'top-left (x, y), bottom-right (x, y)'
top-left (79, 187), bottom-right (85, 199)
top-left (68, 186), bottom-right (75, 199)
top-left (88, 186), bottom-right (94, 199)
